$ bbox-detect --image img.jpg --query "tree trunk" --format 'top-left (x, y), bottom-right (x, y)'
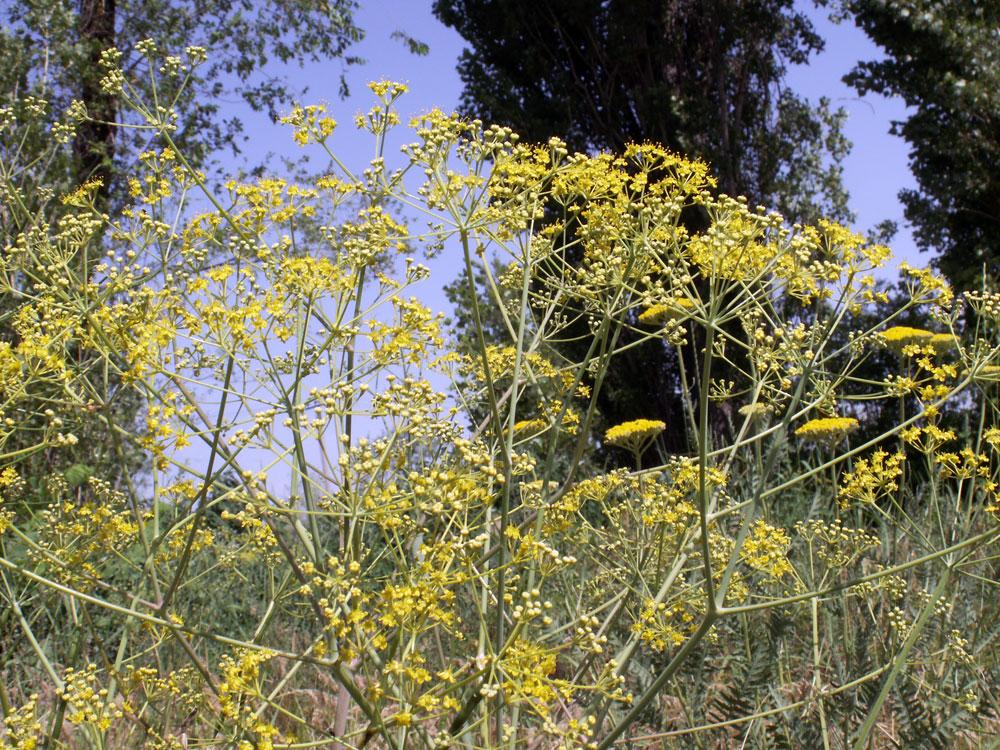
top-left (73, 0), bottom-right (117, 224)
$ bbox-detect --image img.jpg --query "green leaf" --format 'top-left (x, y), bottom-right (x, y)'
top-left (390, 30), bottom-right (430, 56)
top-left (64, 464), bottom-right (94, 487)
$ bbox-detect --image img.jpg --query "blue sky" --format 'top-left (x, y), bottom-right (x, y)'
top-left (229, 0), bottom-right (925, 275)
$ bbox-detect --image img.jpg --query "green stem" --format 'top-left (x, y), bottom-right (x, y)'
top-left (852, 565), bottom-right (953, 749)
top-left (812, 598), bottom-right (832, 750)
top-left (156, 349), bottom-right (236, 616)
top-left (697, 320), bottom-right (717, 609)
top-left (458, 228), bottom-right (511, 650)
top-left (596, 612), bottom-right (718, 750)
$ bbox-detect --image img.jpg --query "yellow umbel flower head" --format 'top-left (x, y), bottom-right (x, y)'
top-left (795, 416), bottom-right (859, 447)
top-left (738, 402), bottom-right (773, 423)
top-left (638, 298), bottom-right (696, 326)
top-left (511, 418), bottom-right (547, 437)
top-left (929, 333), bottom-right (959, 355)
top-left (605, 418), bottom-right (666, 455)
top-left (882, 326), bottom-right (934, 355)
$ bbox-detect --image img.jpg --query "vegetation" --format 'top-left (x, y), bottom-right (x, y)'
top-left (0, 0), bottom-right (384, 508)
top-left (0, 0), bottom-right (367, 217)
top-left (433, 0), bottom-right (855, 456)
top-left (839, 0), bottom-right (1000, 292)
top-left (2, 42), bottom-right (1000, 750)
top-left (433, 0), bottom-right (853, 225)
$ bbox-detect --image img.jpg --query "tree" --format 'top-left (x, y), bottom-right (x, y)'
top-left (433, 0), bottom-right (854, 457)
top-left (433, 0), bottom-right (852, 226)
top-left (0, 0), bottom-right (409, 491)
top-left (840, 0), bottom-right (1000, 292)
top-left (1, 0), bottom-right (367, 223)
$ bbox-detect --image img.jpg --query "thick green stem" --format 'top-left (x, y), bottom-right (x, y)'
top-left (596, 612), bottom-right (719, 750)
top-left (853, 565), bottom-right (952, 749)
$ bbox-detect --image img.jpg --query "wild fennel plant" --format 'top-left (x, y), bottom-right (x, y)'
top-left (1, 51), bottom-right (1000, 750)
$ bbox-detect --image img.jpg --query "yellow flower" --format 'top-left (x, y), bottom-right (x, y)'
top-left (903, 423), bottom-right (955, 453)
top-left (392, 710), bottom-right (413, 728)
top-left (935, 448), bottom-right (988, 480)
top-left (899, 262), bottom-right (954, 308)
top-left (686, 212), bottom-right (780, 281)
top-left (794, 416), bottom-right (859, 445)
top-left (638, 298), bottom-right (696, 325)
top-left (742, 521), bottom-right (793, 578)
top-left (511, 418), bottom-right (547, 437)
top-left (929, 333), bottom-right (958, 355)
top-left (839, 450), bottom-right (905, 508)
top-left (882, 326), bottom-right (934, 355)
top-left (604, 419), bottom-right (666, 453)
top-left (738, 402), bottom-right (773, 422)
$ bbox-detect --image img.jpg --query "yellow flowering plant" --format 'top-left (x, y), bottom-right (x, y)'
top-left (1, 51), bottom-right (1000, 750)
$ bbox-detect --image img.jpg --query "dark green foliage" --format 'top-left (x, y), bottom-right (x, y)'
top-left (895, 676), bottom-right (972, 749)
top-left (434, 0), bottom-right (858, 462)
top-left (434, 0), bottom-right (853, 226)
top-left (692, 608), bottom-right (817, 748)
top-left (841, 0), bottom-right (1000, 292)
top-left (63, 463), bottom-right (95, 488)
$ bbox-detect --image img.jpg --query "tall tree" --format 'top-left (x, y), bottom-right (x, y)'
top-left (0, 0), bottom-right (388, 492)
top-left (434, 0), bottom-right (853, 457)
top-left (433, 0), bottom-right (852, 225)
top-left (841, 0), bottom-right (1000, 292)
top-left (1, 0), bottom-right (367, 223)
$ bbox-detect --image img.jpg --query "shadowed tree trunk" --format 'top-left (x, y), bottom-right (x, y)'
top-left (74, 0), bottom-right (117, 207)
top-left (72, 0), bottom-right (117, 280)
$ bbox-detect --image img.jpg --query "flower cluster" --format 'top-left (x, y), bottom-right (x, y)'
top-left (794, 416), bottom-right (859, 446)
top-left (604, 418), bottom-right (667, 453)
top-left (839, 450), bottom-right (906, 508)
top-left (57, 664), bottom-right (125, 732)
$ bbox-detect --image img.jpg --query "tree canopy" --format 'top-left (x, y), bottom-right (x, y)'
top-left (434, 0), bottom-right (857, 457)
top-left (843, 0), bottom-right (1000, 291)
top-left (0, 0), bottom-right (366, 219)
top-left (433, 0), bottom-right (852, 226)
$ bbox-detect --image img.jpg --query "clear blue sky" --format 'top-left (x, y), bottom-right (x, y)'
top-left (230, 0), bottom-right (925, 276)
